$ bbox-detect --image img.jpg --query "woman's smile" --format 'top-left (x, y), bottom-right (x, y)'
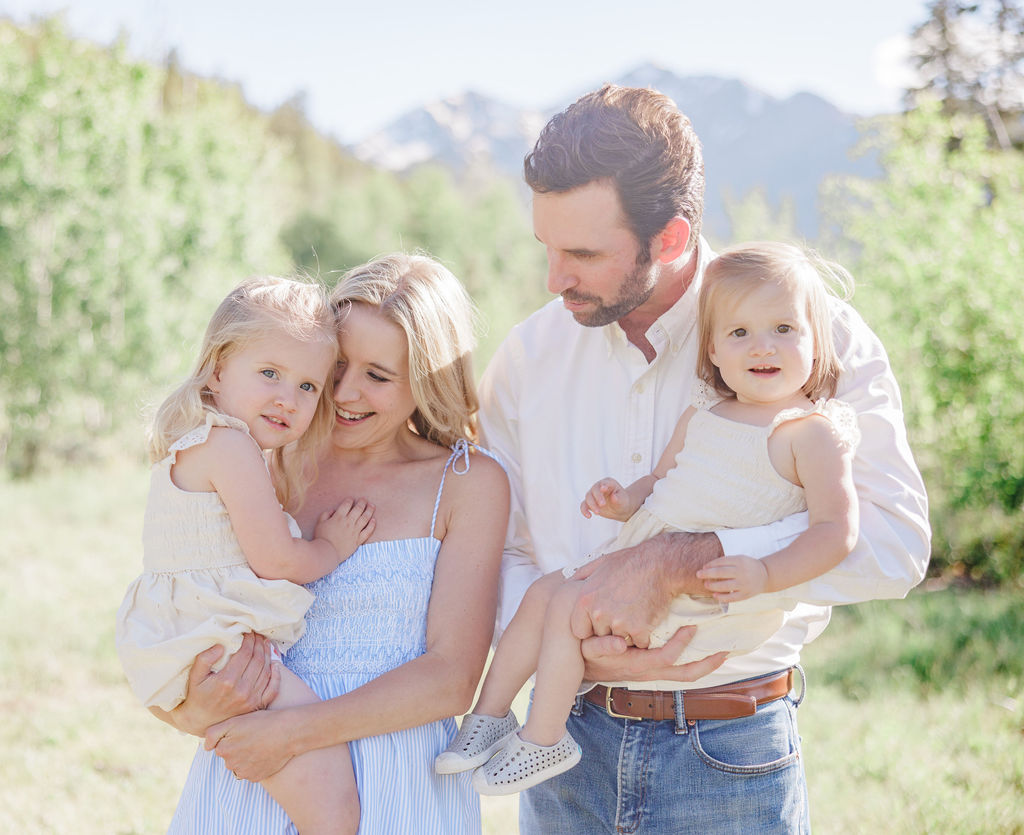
top-left (331, 303), bottom-right (418, 448)
top-left (335, 406), bottom-right (373, 423)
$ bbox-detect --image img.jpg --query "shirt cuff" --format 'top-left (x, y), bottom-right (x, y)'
top-left (715, 511), bottom-right (807, 559)
top-left (713, 512), bottom-right (808, 615)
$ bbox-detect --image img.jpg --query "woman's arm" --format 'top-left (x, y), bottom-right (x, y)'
top-left (205, 455), bottom-right (511, 781)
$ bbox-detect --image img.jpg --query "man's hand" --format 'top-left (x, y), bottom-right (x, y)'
top-left (580, 626), bottom-right (727, 683)
top-left (159, 633), bottom-right (280, 736)
top-left (570, 530), bottom-right (723, 648)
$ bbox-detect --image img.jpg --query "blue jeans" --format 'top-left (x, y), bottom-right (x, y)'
top-left (520, 674), bottom-right (809, 834)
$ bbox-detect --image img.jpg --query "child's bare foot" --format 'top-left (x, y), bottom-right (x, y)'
top-left (315, 498), bottom-right (375, 561)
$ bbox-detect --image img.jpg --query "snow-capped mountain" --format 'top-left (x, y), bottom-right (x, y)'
top-left (352, 64), bottom-right (880, 239)
top-left (353, 90), bottom-right (548, 176)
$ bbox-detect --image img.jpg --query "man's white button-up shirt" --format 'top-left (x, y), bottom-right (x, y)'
top-left (478, 237), bottom-right (930, 689)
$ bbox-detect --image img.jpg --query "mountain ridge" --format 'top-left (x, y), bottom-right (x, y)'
top-left (352, 62), bottom-right (879, 239)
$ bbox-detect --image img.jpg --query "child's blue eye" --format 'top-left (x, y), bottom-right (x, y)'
top-left (261, 369), bottom-right (277, 379)
top-left (300, 382), bottom-right (316, 392)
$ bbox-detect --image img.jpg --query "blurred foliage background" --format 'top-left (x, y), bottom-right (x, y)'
top-left (0, 1), bottom-right (1021, 589)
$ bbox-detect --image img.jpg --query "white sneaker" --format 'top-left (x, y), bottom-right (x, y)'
top-left (471, 731), bottom-right (582, 796)
top-left (434, 710), bottom-right (520, 774)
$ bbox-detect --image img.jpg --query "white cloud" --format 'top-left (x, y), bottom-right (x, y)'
top-left (872, 35), bottom-right (921, 96)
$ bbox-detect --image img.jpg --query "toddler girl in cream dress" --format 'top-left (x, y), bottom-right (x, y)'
top-left (116, 276), bottom-right (372, 834)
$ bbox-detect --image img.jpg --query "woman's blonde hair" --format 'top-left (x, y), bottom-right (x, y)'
top-left (330, 253), bottom-right (480, 449)
top-left (697, 242), bottom-right (852, 401)
top-left (148, 276), bottom-right (338, 508)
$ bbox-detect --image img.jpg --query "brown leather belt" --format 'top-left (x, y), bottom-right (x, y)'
top-left (583, 668), bottom-right (793, 721)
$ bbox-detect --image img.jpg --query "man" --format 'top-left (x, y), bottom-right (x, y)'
top-left (477, 84), bottom-right (930, 833)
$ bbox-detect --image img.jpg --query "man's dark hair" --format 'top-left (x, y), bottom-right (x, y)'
top-left (524, 84), bottom-right (705, 249)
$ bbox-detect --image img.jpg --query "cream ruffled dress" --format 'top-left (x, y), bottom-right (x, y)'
top-left (115, 412), bottom-right (313, 711)
top-left (576, 394), bottom-right (860, 673)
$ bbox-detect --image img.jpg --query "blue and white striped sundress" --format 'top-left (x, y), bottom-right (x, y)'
top-left (168, 446), bottom-right (481, 834)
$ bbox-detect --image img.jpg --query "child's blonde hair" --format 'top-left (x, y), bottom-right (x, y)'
top-left (697, 242), bottom-right (852, 401)
top-left (148, 276), bottom-right (338, 509)
top-left (331, 253), bottom-right (480, 449)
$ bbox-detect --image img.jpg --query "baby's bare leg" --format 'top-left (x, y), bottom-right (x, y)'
top-left (521, 578), bottom-right (586, 746)
top-left (260, 666), bottom-right (359, 835)
top-left (475, 571), bottom-right (566, 717)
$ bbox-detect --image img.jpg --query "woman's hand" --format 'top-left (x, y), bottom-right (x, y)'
top-left (205, 707), bottom-right (295, 782)
top-left (160, 634), bottom-right (279, 736)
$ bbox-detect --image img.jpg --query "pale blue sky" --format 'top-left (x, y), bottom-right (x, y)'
top-left (1, 0), bottom-right (931, 143)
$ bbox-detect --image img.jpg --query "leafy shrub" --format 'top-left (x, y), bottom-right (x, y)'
top-left (824, 101), bottom-right (1024, 585)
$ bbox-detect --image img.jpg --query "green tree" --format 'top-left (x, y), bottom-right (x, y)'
top-left (450, 177), bottom-right (549, 364)
top-left (281, 165), bottom-right (548, 366)
top-left (283, 168), bottom-right (410, 277)
top-left (907, 0), bottom-right (1024, 147)
top-left (721, 186), bottom-right (799, 248)
top-left (823, 101), bottom-right (1024, 583)
top-left (0, 16), bottom-right (553, 478)
top-left (0, 19), bottom-right (289, 475)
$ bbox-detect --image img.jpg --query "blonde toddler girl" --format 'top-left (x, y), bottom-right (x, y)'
top-left (116, 276), bottom-right (372, 833)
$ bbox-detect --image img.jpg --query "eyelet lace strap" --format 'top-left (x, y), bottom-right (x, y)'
top-left (166, 410), bottom-right (254, 464)
top-left (691, 378), bottom-right (720, 411)
top-left (769, 398), bottom-right (861, 451)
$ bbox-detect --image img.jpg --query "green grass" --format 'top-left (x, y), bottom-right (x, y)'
top-left (803, 591), bottom-right (1024, 698)
top-left (799, 600), bottom-right (1024, 834)
top-left (1, 462), bottom-right (1021, 833)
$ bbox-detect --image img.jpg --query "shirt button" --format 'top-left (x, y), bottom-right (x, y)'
top-left (632, 453), bottom-right (642, 463)
top-left (635, 382), bottom-right (645, 394)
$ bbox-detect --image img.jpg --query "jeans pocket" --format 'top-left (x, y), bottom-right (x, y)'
top-left (688, 697), bottom-right (802, 776)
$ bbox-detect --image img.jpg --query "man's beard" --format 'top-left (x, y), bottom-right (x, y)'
top-left (563, 251), bottom-right (656, 327)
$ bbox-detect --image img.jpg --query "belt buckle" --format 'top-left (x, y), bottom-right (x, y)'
top-left (605, 687), bottom-right (644, 721)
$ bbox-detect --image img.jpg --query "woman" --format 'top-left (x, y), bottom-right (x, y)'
top-left (155, 253), bottom-right (509, 833)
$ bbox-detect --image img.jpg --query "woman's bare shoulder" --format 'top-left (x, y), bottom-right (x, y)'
top-left (436, 447), bottom-right (509, 518)
top-left (462, 449), bottom-right (510, 491)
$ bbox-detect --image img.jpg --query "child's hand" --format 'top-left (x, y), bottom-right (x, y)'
top-left (696, 555), bottom-right (768, 603)
top-left (580, 478), bottom-right (634, 522)
top-left (315, 498), bottom-right (375, 562)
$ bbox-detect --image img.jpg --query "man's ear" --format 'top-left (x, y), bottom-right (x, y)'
top-left (654, 217), bottom-right (691, 264)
